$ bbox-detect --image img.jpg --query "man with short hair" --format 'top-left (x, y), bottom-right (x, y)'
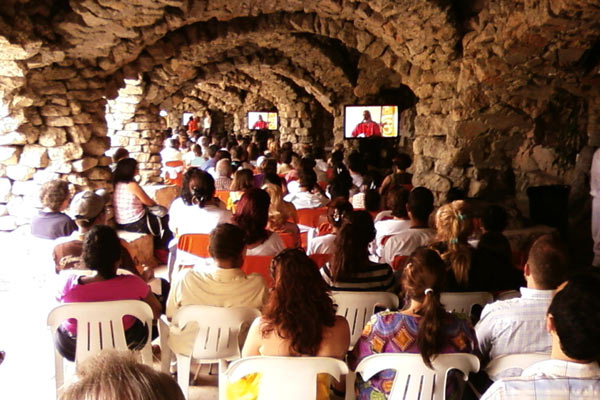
top-left (200, 144), bottom-right (219, 171)
top-left (481, 269), bottom-right (600, 399)
top-left (165, 223), bottom-right (267, 354)
top-left (31, 180), bottom-right (77, 239)
top-left (380, 187), bottom-right (436, 265)
top-left (475, 234), bottom-right (570, 380)
top-left (214, 159), bottom-right (233, 191)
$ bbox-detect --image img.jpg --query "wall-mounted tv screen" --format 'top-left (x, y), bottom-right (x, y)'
top-left (182, 112), bottom-right (194, 126)
top-left (248, 111), bottom-right (278, 130)
top-left (344, 105), bottom-right (399, 139)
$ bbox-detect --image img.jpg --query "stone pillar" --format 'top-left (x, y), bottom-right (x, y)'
top-left (106, 78), bottom-right (163, 184)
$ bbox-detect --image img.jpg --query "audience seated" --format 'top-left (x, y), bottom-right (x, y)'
top-left (373, 185), bottom-right (411, 251)
top-left (262, 183), bottom-right (300, 246)
top-left (320, 210), bottom-right (395, 292)
top-left (160, 138), bottom-right (182, 164)
top-left (31, 180), bottom-right (77, 240)
top-left (476, 234), bottom-right (569, 379)
top-left (348, 151), bottom-right (365, 188)
top-left (379, 153), bottom-right (412, 196)
top-left (54, 225), bottom-right (162, 362)
top-left (53, 189), bottom-right (137, 275)
top-left (430, 200), bottom-right (488, 292)
top-left (113, 158), bottom-right (173, 252)
top-left (473, 205), bottom-right (524, 291)
top-left (380, 187), bottom-right (436, 265)
top-left (234, 249), bottom-right (350, 399)
top-left (233, 188), bottom-right (284, 256)
top-left (348, 247), bottom-right (479, 400)
top-left (306, 198), bottom-right (353, 256)
top-left (168, 168), bottom-right (232, 238)
top-left (227, 168), bottom-right (255, 210)
top-left (59, 350), bottom-right (184, 400)
top-left (284, 168), bottom-right (329, 209)
top-left (189, 144), bottom-right (204, 167)
top-left (200, 144), bottom-right (219, 171)
top-left (481, 269), bottom-right (600, 399)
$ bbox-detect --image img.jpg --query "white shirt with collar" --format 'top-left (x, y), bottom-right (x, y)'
top-left (481, 359), bottom-right (600, 399)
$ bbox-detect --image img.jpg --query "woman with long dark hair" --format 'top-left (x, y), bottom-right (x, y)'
top-left (55, 225), bottom-right (162, 362)
top-left (112, 158), bottom-right (172, 253)
top-left (349, 247), bottom-right (479, 400)
top-left (233, 188), bottom-right (284, 256)
top-left (320, 210), bottom-right (395, 292)
top-left (306, 198), bottom-right (353, 256)
top-left (168, 167), bottom-right (232, 237)
top-left (233, 249), bottom-right (350, 399)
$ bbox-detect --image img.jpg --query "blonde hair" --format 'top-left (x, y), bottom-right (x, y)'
top-left (263, 183), bottom-right (295, 230)
top-left (434, 200), bottom-right (473, 285)
top-left (59, 350), bottom-right (184, 400)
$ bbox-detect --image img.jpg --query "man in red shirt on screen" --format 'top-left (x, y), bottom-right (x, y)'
top-left (252, 115), bottom-right (268, 130)
top-left (351, 110), bottom-right (382, 137)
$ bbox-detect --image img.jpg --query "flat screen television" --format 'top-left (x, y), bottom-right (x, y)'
top-left (248, 111), bottom-right (278, 130)
top-left (182, 112), bottom-right (194, 126)
top-left (343, 105), bottom-right (399, 139)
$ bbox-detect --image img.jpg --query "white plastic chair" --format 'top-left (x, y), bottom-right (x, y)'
top-left (332, 291), bottom-right (399, 349)
top-left (47, 300), bottom-right (153, 391)
top-left (158, 305), bottom-right (260, 399)
top-left (440, 291), bottom-right (494, 317)
top-left (485, 352), bottom-right (550, 380)
top-left (353, 353), bottom-right (480, 400)
top-left (221, 356), bottom-right (349, 400)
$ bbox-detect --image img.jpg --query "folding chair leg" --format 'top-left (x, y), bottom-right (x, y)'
top-left (176, 354), bottom-right (192, 400)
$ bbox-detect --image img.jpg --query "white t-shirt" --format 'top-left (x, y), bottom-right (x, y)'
top-left (160, 147), bottom-right (182, 163)
top-left (306, 233), bottom-right (336, 256)
top-left (168, 197), bottom-right (233, 236)
top-left (374, 218), bottom-right (411, 247)
top-left (284, 191), bottom-right (329, 210)
top-left (246, 232), bottom-right (285, 256)
top-left (380, 228), bottom-right (436, 265)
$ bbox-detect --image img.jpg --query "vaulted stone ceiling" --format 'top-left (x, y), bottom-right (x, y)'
top-left (0, 0), bottom-right (599, 230)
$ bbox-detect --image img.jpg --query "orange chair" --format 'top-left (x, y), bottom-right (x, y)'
top-left (512, 250), bottom-right (527, 271)
top-left (392, 255), bottom-right (409, 272)
top-left (297, 207), bottom-right (328, 228)
top-left (300, 231), bottom-right (309, 250)
top-left (308, 253), bottom-right (331, 268)
top-left (278, 232), bottom-right (298, 249)
top-left (242, 256), bottom-right (274, 287)
top-left (164, 160), bottom-right (184, 187)
top-left (214, 190), bottom-right (231, 205)
top-left (177, 234), bottom-right (211, 258)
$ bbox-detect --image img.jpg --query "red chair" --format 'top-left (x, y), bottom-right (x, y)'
top-left (512, 250), bottom-right (527, 271)
top-left (214, 190), bottom-right (231, 205)
top-left (242, 256), bottom-right (274, 288)
top-left (392, 255), bottom-right (409, 272)
top-left (300, 231), bottom-right (308, 250)
top-left (278, 232), bottom-right (298, 249)
top-left (308, 253), bottom-right (331, 268)
top-left (164, 160), bottom-right (184, 187)
top-left (177, 234), bottom-right (211, 258)
top-left (297, 207), bottom-right (328, 228)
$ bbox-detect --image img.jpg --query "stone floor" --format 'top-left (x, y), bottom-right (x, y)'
top-left (0, 229), bottom-right (217, 400)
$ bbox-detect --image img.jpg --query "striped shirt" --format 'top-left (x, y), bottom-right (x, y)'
top-left (320, 261), bottom-right (395, 292)
top-left (481, 360), bottom-right (600, 400)
top-left (475, 287), bottom-right (554, 379)
top-left (113, 182), bottom-right (145, 224)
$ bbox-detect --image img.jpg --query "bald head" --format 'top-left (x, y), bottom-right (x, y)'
top-left (216, 158), bottom-right (232, 177)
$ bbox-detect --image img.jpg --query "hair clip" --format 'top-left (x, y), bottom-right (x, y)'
top-left (332, 209), bottom-right (341, 223)
top-left (457, 213), bottom-right (466, 221)
top-left (424, 288), bottom-right (434, 295)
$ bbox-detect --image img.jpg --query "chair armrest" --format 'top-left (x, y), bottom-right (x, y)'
top-left (158, 315), bottom-right (172, 374)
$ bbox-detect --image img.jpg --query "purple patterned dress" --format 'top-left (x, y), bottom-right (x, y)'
top-left (348, 311), bottom-right (479, 400)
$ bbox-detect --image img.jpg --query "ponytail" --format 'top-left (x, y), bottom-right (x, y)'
top-left (416, 289), bottom-right (446, 368)
top-left (444, 242), bottom-right (471, 285)
top-left (330, 211), bottom-right (374, 282)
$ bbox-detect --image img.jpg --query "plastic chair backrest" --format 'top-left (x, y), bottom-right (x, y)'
top-left (164, 160), bottom-right (184, 186)
top-left (47, 300), bottom-right (153, 390)
top-left (215, 190), bottom-right (231, 204)
top-left (332, 291), bottom-right (399, 349)
top-left (173, 305), bottom-right (261, 361)
top-left (242, 256), bottom-right (274, 287)
top-left (355, 353), bottom-right (480, 400)
top-left (223, 356), bottom-right (348, 400)
top-left (440, 292), bottom-right (494, 317)
top-left (309, 253), bottom-right (331, 268)
top-left (297, 207), bottom-right (328, 228)
top-left (484, 352), bottom-right (550, 379)
top-left (177, 233), bottom-right (211, 258)
top-left (278, 232), bottom-right (297, 249)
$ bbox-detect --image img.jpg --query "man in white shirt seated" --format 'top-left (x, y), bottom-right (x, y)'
top-left (476, 234), bottom-right (569, 380)
top-left (481, 269), bottom-right (600, 399)
top-left (160, 139), bottom-right (183, 163)
top-left (380, 187), bottom-right (436, 265)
